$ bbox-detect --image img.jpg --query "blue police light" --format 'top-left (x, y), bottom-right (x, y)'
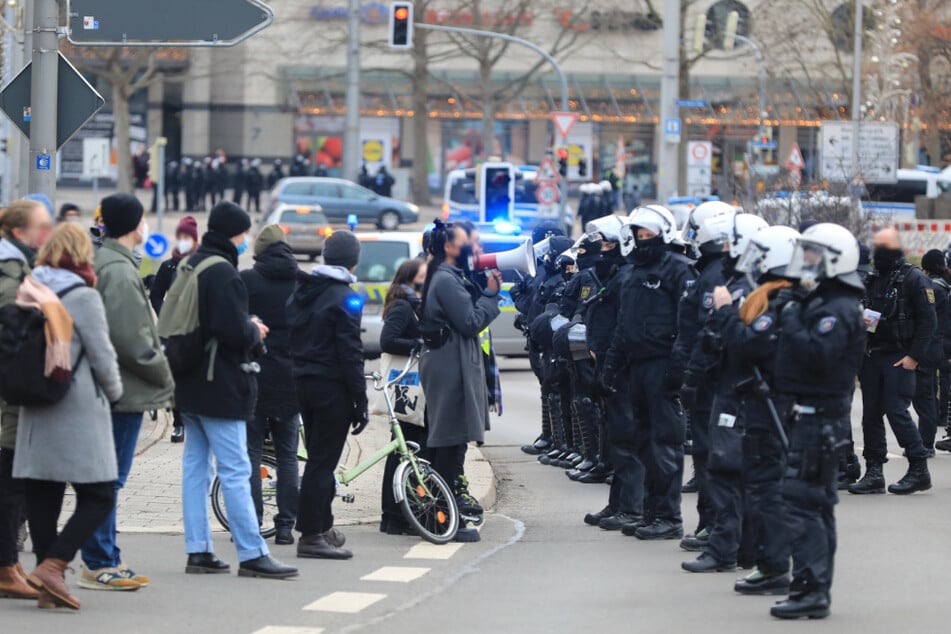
top-left (347, 214), bottom-right (358, 231)
top-left (345, 294), bottom-right (364, 315)
top-left (492, 220), bottom-right (522, 236)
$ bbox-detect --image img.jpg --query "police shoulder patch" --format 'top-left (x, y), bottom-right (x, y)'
top-left (752, 315), bottom-right (773, 332)
top-left (816, 316), bottom-right (837, 334)
top-left (580, 286), bottom-right (592, 300)
top-left (731, 289), bottom-right (745, 301)
top-left (926, 288), bottom-right (936, 304)
top-left (702, 292), bottom-right (715, 309)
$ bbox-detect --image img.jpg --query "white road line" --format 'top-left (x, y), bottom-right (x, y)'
top-left (403, 542), bottom-right (463, 560)
top-left (360, 566), bottom-right (431, 583)
top-left (303, 591), bottom-right (387, 614)
top-left (251, 627), bottom-right (324, 634)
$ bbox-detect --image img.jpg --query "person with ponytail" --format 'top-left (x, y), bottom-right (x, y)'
top-left (418, 219), bottom-right (502, 542)
top-left (704, 225), bottom-right (801, 596)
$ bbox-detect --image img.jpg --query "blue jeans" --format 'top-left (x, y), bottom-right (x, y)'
top-left (81, 412), bottom-right (142, 570)
top-left (181, 413), bottom-right (268, 563)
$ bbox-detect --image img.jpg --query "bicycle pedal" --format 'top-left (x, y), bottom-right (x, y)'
top-left (460, 513), bottom-right (485, 527)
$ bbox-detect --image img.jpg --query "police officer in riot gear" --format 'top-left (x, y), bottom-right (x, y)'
top-left (681, 213), bottom-right (767, 572)
top-left (166, 160), bottom-right (181, 211)
top-left (850, 227), bottom-right (935, 495)
top-left (769, 223), bottom-right (866, 620)
top-left (601, 206), bottom-right (694, 539)
top-left (671, 201), bottom-right (737, 550)
top-left (709, 225), bottom-right (801, 594)
top-left (267, 159), bottom-right (286, 190)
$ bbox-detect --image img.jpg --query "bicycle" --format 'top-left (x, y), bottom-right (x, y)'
top-left (211, 354), bottom-right (461, 544)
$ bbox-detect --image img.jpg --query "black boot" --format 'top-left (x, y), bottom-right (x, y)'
top-left (681, 553), bottom-right (737, 573)
top-left (598, 512), bottom-right (642, 531)
top-left (634, 518), bottom-right (683, 540)
top-left (297, 534), bottom-right (353, 560)
top-left (583, 505), bottom-right (615, 526)
top-left (682, 473), bottom-right (698, 494)
top-left (574, 462), bottom-right (611, 484)
top-left (770, 592), bottom-right (831, 620)
top-left (171, 424), bottom-right (184, 443)
top-left (185, 553), bottom-right (231, 574)
top-left (837, 453), bottom-right (860, 490)
top-left (887, 459), bottom-right (932, 495)
top-left (735, 567), bottom-right (791, 595)
top-left (848, 461), bottom-right (885, 495)
top-left (935, 433), bottom-right (951, 452)
top-left (452, 476), bottom-right (484, 516)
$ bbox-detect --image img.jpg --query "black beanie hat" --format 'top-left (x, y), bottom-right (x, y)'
top-left (921, 249), bottom-right (945, 274)
top-left (208, 201), bottom-right (251, 238)
top-left (322, 231), bottom-right (361, 269)
top-left (100, 193), bottom-right (144, 238)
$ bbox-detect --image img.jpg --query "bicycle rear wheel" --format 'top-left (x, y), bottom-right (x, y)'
top-left (211, 454), bottom-right (279, 539)
top-left (398, 460), bottom-right (459, 544)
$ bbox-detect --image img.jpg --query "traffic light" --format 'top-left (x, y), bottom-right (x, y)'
top-left (557, 147), bottom-right (568, 178)
top-left (389, 3), bottom-right (413, 49)
top-left (147, 137), bottom-right (167, 184)
top-left (480, 163), bottom-right (515, 223)
top-left (578, 157), bottom-right (587, 178)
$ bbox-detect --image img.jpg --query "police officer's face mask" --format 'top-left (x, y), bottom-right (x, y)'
top-left (872, 246), bottom-right (903, 272)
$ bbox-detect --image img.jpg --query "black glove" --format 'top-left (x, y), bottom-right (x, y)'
top-left (600, 368), bottom-right (619, 395)
top-left (351, 402), bottom-right (369, 436)
top-left (775, 287), bottom-right (806, 306)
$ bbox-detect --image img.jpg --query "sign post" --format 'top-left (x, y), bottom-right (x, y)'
top-left (686, 141), bottom-right (713, 198)
top-left (785, 143), bottom-right (805, 190)
top-left (82, 137), bottom-right (111, 201)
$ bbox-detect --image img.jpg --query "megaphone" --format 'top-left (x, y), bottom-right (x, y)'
top-left (471, 240), bottom-right (537, 277)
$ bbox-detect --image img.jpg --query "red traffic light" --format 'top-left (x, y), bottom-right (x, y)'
top-left (394, 7), bottom-right (409, 20)
top-left (557, 148), bottom-right (568, 159)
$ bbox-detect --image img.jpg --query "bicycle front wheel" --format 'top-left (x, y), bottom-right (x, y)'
top-left (211, 454), bottom-right (280, 539)
top-left (398, 460), bottom-right (459, 544)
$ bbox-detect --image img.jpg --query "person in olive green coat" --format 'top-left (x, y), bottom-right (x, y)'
top-left (79, 193), bottom-right (174, 591)
top-left (0, 199), bottom-right (53, 599)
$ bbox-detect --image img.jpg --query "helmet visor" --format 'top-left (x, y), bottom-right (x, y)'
top-left (786, 241), bottom-right (829, 283)
top-left (736, 239), bottom-right (768, 275)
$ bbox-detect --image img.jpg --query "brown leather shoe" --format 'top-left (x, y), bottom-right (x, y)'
top-left (0, 564), bottom-right (39, 599)
top-left (27, 559), bottom-right (80, 610)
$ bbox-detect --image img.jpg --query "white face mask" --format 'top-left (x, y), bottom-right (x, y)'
top-left (176, 238), bottom-right (194, 254)
top-left (137, 221), bottom-right (150, 246)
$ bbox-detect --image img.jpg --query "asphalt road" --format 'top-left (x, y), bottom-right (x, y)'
top-left (5, 359), bottom-right (950, 632)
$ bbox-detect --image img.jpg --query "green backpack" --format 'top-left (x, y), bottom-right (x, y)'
top-left (157, 255), bottom-right (227, 379)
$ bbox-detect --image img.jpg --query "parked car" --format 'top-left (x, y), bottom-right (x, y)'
top-left (353, 231), bottom-right (528, 359)
top-left (260, 204), bottom-right (333, 261)
top-left (270, 177), bottom-right (420, 230)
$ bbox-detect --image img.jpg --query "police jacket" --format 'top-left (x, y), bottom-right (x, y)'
top-left (560, 266), bottom-right (602, 320)
top-left (605, 249), bottom-right (694, 368)
top-left (584, 263), bottom-right (622, 356)
top-left (702, 273), bottom-right (753, 398)
top-left (774, 281), bottom-right (866, 400)
top-left (671, 254), bottom-right (725, 379)
top-left (864, 260), bottom-right (936, 362)
top-left (927, 275), bottom-right (951, 365)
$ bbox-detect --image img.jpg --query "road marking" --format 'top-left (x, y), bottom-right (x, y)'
top-left (251, 628), bottom-right (324, 634)
top-left (403, 542), bottom-right (463, 560)
top-left (303, 591), bottom-right (387, 614)
top-left (361, 566), bottom-right (431, 583)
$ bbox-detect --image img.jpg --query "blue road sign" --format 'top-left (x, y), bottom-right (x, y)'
top-left (144, 234), bottom-right (169, 259)
top-left (676, 99), bottom-right (707, 108)
top-left (664, 117), bottom-right (682, 143)
top-left (35, 154), bottom-right (50, 171)
top-left (751, 140), bottom-right (778, 150)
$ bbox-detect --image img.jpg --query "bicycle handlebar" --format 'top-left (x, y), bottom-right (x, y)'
top-left (365, 350), bottom-right (420, 392)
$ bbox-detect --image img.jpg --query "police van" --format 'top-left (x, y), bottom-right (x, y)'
top-left (354, 231), bottom-right (528, 359)
top-left (862, 166), bottom-right (951, 217)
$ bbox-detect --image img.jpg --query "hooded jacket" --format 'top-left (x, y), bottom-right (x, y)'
top-left (0, 238), bottom-right (30, 449)
top-left (288, 265), bottom-right (366, 411)
top-left (240, 241), bottom-right (300, 419)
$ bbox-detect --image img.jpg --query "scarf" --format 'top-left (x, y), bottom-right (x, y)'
top-left (738, 280), bottom-right (793, 326)
top-left (57, 253), bottom-right (97, 288)
top-left (9, 237), bottom-right (37, 268)
top-left (16, 276), bottom-right (75, 381)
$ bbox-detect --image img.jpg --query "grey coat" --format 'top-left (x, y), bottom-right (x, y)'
top-left (419, 264), bottom-right (500, 447)
top-left (14, 267), bottom-right (123, 483)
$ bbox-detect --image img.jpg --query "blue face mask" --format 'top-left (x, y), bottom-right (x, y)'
top-left (235, 236), bottom-right (250, 256)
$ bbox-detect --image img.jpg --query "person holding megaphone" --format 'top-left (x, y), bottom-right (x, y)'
top-left (419, 220), bottom-right (502, 543)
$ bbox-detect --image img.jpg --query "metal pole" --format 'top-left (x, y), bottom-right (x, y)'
top-left (416, 23), bottom-right (570, 217)
top-left (851, 0), bottom-right (863, 183)
top-left (16, 0), bottom-right (33, 199)
top-left (733, 35), bottom-right (767, 133)
top-left (1, 3), bottom-right (13, 206)
top-left (28, 0), bottom-right (57, 202)
top-left (342, 0), bottom-right (361, 184)
top-left (657, 0), bottom-right (681, 203)
top-left (157, 141), bottom-right (166, 233)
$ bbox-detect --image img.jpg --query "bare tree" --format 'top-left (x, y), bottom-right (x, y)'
top-left (901, 0), bottom-right (951, 164)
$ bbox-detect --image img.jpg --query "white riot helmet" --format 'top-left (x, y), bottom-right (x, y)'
top-left (682, 200), bottom-right (737, 250)
top-left (702, 213), bottom-right (768, 259)
top-left (579, 183), bottom-right (593, 195)
top-left (620, 205), bottom-right (677, 256)
top-left (786, 223), bottom-right (863, 291)
top-left (585, 214), bottom-right (627, 244)
top-left (600, 180), bottom-right (612, 192)
top-left (736, 225), bottom-right (801, 281)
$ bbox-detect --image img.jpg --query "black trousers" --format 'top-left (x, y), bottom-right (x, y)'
top-left (0, 448), bottom-right (25, 566)
top-left (704, 395), bottom-right (743, 563)
top-left (688, 383), bottom-right (715, 533)
top-left (912, 366), bottom-right (939, 450)
top-left (24, 479), bottom-right (114, 564)
top-left (382, 423), bottom-right (428, 522)
top-left (743, 405), bottom-right (790, 575)
top-left (247, 414), bottom-right (300, 530)
top-left (859, 351), bottom-right (927, 462)
top-left (296, 379), bottom-right (352, 536)
top-left (430, 443), bottom-right (466, 487)
top-left (940, 367), bottom-right (951, 433)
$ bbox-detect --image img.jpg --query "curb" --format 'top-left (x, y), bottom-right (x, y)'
top-left (135, 410), bottom-right (170, 457)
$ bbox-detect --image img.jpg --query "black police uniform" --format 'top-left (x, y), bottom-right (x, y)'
top-left (267, 163), bottom-right (285, 190)
top-left (247, 166), bottom-right (265, 213)
top-left (233, 163), bottom-right (248, 206)
top-left (714, 286), bottom-right (793, 580)
top-left (913, 273), bottom-right (948, 450)
top-left (860, 259), bottom-right (936, 465)
top-left (696, 273), bottom-right (752, 565)
top-left (166, 162), bottom-right (181, 211)
top-left (671, 253), bottom-right (726, 533)
top-left (773, 281), bottom-right (865, 613)
top-left (929, 276), bottom-right (951, 445)
top-left (604, 247), bottom-right (694, 530)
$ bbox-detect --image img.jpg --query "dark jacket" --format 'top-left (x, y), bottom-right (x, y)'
top-left (864, 260), bottom-right (937, 363)
top-left (149, 255), bottom-right (182, 314)
top-left (380, 297), bottom-right (421, 356)
top-left (174, 232), bottom-right (262, 421)
top-left (672, 254), bottom-right (725, 380)
top-left (930, 276), bottom-right (951, 363)
top-left (288, 265), bottom-right (366, 411)
top-left (240, 242), bottom-right (299, 419)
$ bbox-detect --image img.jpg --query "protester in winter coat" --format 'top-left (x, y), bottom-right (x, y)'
top-left (419, 220), bottom-right (501, 542)
top-left (176, 201), bottom-right (297, 580)
top-left (82, 193), bottom-right (174, 590)
top-left (378, 257), bottom-right (427, 535)
top-left (15, 223), bottom-right (123, 610)
top-left (240, 225), bottom-right (300, 546)
top-left (288, 231), bottom-right (366, 560)
top-left (0, 199), bottom-right (52, 601)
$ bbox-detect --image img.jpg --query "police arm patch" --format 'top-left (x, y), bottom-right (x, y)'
top-left (816, 316), bottom-right (837, 334)
top-left (702, 292), bottom-right (715, 309)
top-left (926, 288), bottom-right (935, 304)
top-left (752, 315), bottom-right (773, 332)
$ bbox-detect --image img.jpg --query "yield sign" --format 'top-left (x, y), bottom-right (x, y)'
top-left (551, 111), bottom-right (580, 138)
top-left (0, 52), bottom-right (105, 149)
top-left (785, 143), bottom-right (805, 170)
top-left (534, 157), bottom-right (561, 184)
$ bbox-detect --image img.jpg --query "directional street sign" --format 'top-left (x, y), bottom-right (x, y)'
top-left (0, 52), bottom-right (105, 149)
top-left (67, 0), bottom-right (275, 47)
top-left (676, 99), bottom-right (708, 109)
top-left (144, 234), bottom-right (169, 259)
top-left (819, 121), bottom-right (899, 184)
top-left (551, 111), bottom-right (580, 138)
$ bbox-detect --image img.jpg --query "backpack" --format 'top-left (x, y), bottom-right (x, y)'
top-left (157, 255), bottom-right (227, 378)
top-left (0, 284), bottom-right (85, 406)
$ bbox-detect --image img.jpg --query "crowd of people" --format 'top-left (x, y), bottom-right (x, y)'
top-left (513, 201), bottom-right (948, 621)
